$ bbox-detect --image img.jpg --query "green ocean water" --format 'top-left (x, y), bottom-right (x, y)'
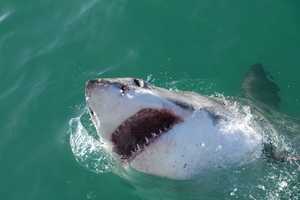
top-left (1, 0), bottom-right (300, 199)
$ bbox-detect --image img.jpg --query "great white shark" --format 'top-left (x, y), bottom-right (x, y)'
top-left (85, 64), bottom-right (299, 180)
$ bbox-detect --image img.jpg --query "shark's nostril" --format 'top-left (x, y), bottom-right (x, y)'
top-left (120, 84), bottom-right (129, 93)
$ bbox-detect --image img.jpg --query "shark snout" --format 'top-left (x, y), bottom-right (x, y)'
top-left (86, 79), bottom-right (108, 90)
top-left (85, 78), bottom-right (134, 98)
top-left (85, 79), bottom-right (113, 98)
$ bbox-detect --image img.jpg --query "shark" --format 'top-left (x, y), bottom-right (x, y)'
top-left (85, 64), bottom-right (298, 180)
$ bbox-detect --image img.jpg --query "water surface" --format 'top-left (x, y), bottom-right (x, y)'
top-left (1, 0), bottom-right (300, 199)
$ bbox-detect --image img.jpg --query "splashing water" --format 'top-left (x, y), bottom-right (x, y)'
top-left (210, 95), bottom-right (300, 199)
top-left (69, 108), bottom-right (114, 174)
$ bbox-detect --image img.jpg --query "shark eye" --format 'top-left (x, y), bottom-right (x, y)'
top-left (133, 79), bottom-right (145, 87)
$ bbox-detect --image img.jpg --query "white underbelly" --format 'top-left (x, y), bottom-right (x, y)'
top-left (129, 110), bottom-right (263, 180)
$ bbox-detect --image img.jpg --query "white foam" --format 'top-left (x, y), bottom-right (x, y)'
top-left (69, 110), bottom-right (113, 174)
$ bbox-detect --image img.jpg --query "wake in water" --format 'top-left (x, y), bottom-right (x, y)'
top-left (69, 77), bottom-right (300, 200)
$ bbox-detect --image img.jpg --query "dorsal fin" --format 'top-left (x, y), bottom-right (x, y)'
top-left (242, 64), bottom-right (280, 109)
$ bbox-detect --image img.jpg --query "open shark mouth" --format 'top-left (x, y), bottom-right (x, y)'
top-left (111, 108), bottom-right (183, 160)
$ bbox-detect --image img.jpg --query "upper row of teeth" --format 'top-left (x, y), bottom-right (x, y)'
top-left (130, 133), bottom-right (159, 155)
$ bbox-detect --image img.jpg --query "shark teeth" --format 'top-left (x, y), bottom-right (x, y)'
top-left (152, 133), bottom-right (158, 137)
top-left (111, 108), bottom-right (183, 160)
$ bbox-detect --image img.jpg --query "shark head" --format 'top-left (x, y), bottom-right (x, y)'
top-left (85, 78), bottom-right (193, 160)
top-left (85, 78), bottom-right (263, 179)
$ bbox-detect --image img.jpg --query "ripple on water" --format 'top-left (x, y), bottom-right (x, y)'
top-left (0, 9), bottom-right (13, 24)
